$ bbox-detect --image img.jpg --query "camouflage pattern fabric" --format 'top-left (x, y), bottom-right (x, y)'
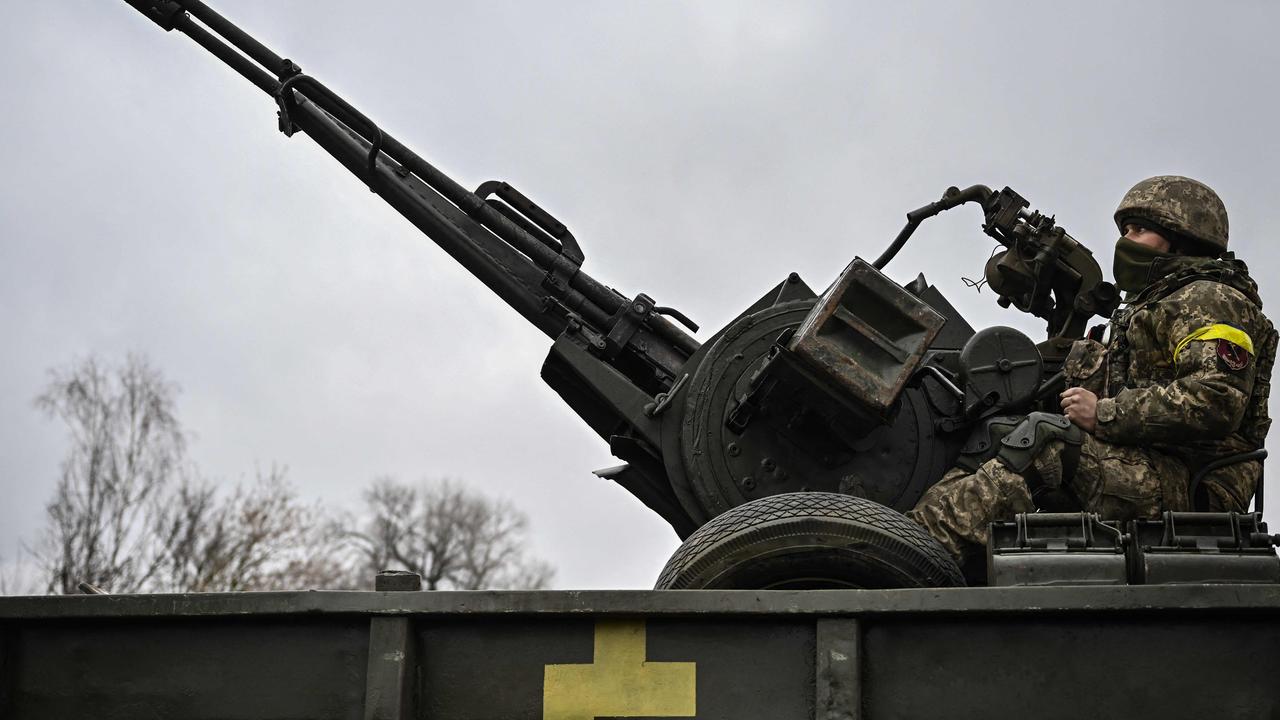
top-left (1099, 254), bottom-right (1274, 509)
top-left (1114, 175), bottom-right (1229, 252)
top-left (910, 253), bottom-right (1275, 561)
top-left (908, 435), bottom-right (1188, 560)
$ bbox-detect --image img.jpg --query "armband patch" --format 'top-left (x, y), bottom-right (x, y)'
top-left (1172, 323), bottom-right (1253, 370)
top-left (1217, 338), bottom-right (1251, 371)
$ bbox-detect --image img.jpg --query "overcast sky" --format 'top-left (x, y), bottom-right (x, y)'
top-left (3, 1), bottom-right (1278, 590)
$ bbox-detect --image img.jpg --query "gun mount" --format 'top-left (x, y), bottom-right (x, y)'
top-left (121, 1), bottom-right (1126, 542)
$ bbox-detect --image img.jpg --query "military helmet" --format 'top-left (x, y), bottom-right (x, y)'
top-left (1114, 175), bottom-right (1229, 254)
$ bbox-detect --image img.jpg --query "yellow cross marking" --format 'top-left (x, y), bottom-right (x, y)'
top-left (543, 620), bottom-right (696, 720)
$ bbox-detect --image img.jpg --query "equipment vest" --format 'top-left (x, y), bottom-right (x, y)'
top-left (1104, 253), bottom-right (1276, 453)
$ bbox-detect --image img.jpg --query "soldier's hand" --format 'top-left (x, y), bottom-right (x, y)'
top-left (1059, 387), bottom-right (1098, 433)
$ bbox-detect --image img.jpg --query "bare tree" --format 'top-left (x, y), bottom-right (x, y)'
top-left (34, 355), bottom-right (352, 593)
top-left (350, 478), bottom-right (553, 590)
top-left (151, 467), bottom-right (356, 592)
top-left (33, 356), bottom-right (551, 593)
top-left (34, 355), bottom-right (184, 594)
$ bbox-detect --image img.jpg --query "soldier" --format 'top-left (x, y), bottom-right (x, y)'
top-left (908, 176), bottom-right (1277, 564)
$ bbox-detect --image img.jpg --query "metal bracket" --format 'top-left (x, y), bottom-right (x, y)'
top-left (603, 293), bottom-right (654, 359)
top-left (726, 347), bottom-right (783, 434)
top-left (564, 314), bottom-right (607, 354)
top-left (274, 73), bottom-right (384, 191)
top-left (1154, 511), bottom-right (1273, 552)
top-left (981, 186), bottom-right (1030, 238)
top-left (474, 180), bottom-right (583, 264)
top-left (1010, 512), bottom-right (1123, 551)
top-left (542, 254), bottom-right (582, 300)
top-left (469, 181), bottom-right (587, 299)
top-left (274, 81), bottom-right (301, 137)
top-left (645, 373), bottom-right (688, 418)
top-left (277, 58), bottom-right (302, 80)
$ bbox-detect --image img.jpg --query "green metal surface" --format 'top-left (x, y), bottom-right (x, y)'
top-left (4, 586), bottom-right (1280, 618)
top-left (3, 588), bottom-right (1278, 719)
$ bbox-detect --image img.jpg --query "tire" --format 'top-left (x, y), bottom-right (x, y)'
top-left (654, 492), bottom-right (965, 589)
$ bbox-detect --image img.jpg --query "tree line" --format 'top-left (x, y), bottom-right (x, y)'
top-left (5, 355), bottom-right (552, 594)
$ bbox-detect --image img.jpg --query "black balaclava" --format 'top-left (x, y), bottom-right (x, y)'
top-left (1112, 236), bottom-right (1174, 293)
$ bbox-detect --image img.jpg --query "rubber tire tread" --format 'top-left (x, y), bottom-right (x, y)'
top-left (655, 492), bottom-right (964, 589)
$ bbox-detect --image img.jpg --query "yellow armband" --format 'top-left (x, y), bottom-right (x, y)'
top-left (1172, 324), bottom-right (1254, 364)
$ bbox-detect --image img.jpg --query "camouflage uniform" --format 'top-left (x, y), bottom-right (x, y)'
top-left (909, 253), bottom-right (1277, 562)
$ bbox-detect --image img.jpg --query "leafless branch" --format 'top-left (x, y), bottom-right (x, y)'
top-left (348, 477), bottom-right (553, 590)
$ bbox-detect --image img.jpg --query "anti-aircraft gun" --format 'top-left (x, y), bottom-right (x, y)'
top-left (117, 0), bottom-right (1278, 590)
top-left (6, 5), bottom-right (1280, 717)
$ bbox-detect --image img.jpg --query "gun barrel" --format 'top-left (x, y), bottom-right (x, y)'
top-left (177, 0), bottom-right (289, 74)
top-left (125, 0), bottom-right (698, 368)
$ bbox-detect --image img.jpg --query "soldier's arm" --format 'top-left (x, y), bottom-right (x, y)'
top-left (1093, 282), bottom-right (1260, 444)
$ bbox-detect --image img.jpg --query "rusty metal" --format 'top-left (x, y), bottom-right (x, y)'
top-left (790, 258), bottom-right (946, 419)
